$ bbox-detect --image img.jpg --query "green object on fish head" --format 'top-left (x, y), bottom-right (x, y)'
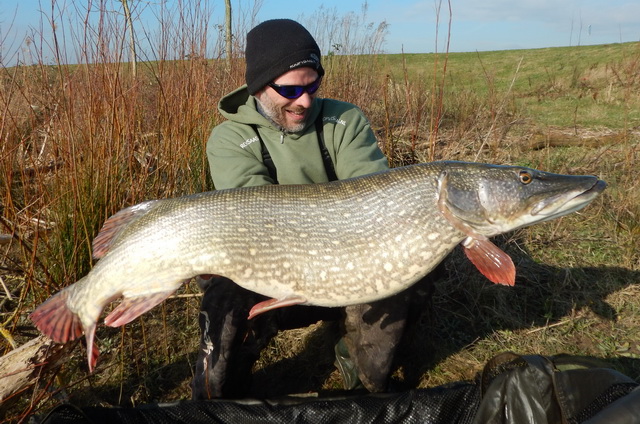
top-left (437, 161), bottom-right (607, 237)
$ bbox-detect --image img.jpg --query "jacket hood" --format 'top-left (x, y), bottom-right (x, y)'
top-left (218, 85), bottom-right (321, 136)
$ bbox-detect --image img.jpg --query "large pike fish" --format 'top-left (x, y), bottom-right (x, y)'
top-left (30, 161), bottom-right (606, 371)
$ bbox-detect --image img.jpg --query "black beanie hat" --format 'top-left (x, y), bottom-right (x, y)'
top-left (245, 19), bottom-right (324, 95)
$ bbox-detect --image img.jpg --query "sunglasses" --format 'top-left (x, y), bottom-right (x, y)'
top-left (268, 76), bottom-right (322, 99)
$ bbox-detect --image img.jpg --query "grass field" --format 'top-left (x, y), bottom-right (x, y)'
top-left (384, 43), bottom-right (640, 129)
top-left (1, 9), bottom-right (639, 420)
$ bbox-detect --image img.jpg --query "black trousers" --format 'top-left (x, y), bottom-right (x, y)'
top-left (191, 277), bottom-right (413, 399)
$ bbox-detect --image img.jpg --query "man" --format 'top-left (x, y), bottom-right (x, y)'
top-left (192, 19), bottom-right (412, 399)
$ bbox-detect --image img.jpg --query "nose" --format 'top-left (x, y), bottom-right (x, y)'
top-left (291, 91), bottom-right (313, 109)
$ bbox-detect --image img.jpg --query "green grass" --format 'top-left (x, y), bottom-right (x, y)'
top-left (382, 42), bottom-right (640, 129)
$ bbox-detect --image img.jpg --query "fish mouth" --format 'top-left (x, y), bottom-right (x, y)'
top-left (532, 178), bottom-right (607, 219)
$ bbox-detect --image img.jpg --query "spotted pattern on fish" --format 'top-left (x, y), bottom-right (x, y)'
top-left (30, 161), bottom-right (606, 371)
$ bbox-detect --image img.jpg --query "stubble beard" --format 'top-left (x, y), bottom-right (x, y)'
top-left (256, 95), bottom-right (307, 133)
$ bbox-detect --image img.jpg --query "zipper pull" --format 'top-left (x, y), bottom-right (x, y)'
top-left (280, 131), bottom-right (285, 144)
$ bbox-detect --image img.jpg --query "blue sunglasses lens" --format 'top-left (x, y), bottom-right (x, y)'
top-left (269, 77), bottom-right (322, 99)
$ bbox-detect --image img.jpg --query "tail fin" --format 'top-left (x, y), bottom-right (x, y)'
top-left (31, 289), bottom-right (102, 372)
top-left (84, 322), bottom-right (99, 372)
top-left (30, 290), bottom-right (83, 343)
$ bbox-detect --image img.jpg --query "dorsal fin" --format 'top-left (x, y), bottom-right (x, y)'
top-left (92, 200), bottom-right (159, 259)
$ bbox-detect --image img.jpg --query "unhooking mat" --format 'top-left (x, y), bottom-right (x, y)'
top-left (35, 353), bottom-right (640, 424)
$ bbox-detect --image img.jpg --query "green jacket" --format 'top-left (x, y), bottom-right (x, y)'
top-left (206, 85), bottom-right (389, 189)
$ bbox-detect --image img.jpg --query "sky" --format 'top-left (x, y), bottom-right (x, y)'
top-left (1, 0), bottom-right (639, 65)
top-left (264, 0), bottom-right (640, 53)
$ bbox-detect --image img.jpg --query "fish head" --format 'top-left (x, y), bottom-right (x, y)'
top-left (438, 162), bottom-right (607, 237)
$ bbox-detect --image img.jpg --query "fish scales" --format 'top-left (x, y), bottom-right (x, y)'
top-left (105, 164), bottom-right (460, 306)
top-left (30, 161), bottom-right (606, 371)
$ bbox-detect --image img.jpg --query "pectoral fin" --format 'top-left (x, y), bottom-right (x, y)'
top-left (248, 295), bottom-right (307, 320)
top-left (463, 237), bottom-right (516, 286)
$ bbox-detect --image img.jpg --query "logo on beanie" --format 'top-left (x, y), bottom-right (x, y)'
top-left (289, 53), bottom-right (321, 70)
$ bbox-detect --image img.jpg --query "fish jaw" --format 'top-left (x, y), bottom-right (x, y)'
top-left (527, 179), bottom-right (607, 221)
top-left (482, 177), bottom-right (606, 234)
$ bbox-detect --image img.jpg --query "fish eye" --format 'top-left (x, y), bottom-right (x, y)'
top-left (519, 170), bottom-right (533, 184)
